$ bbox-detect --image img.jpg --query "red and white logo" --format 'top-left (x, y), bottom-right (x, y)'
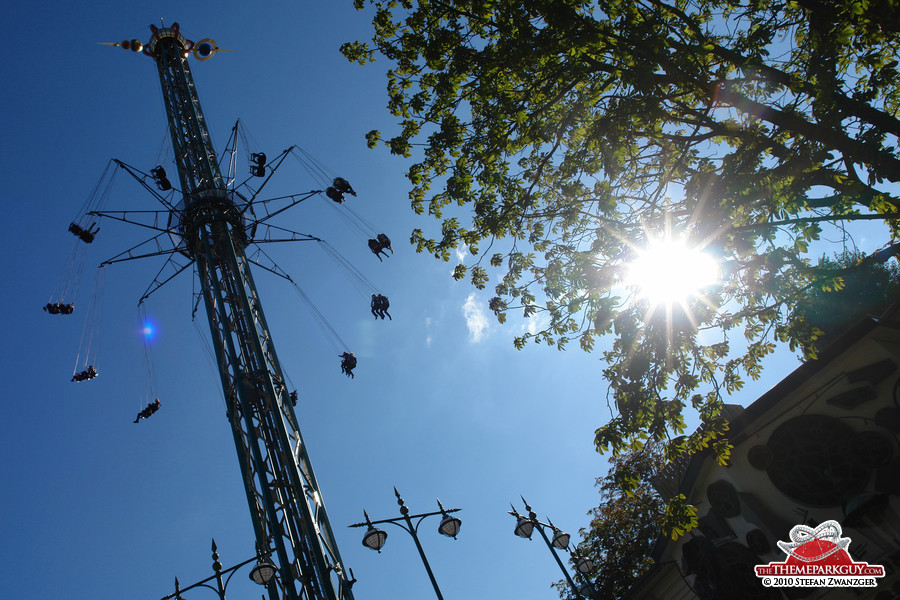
top-left (755, 520), bottom-right (884, 588)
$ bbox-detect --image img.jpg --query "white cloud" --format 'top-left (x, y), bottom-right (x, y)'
top-left (523, 312), bottom-right (550, 336)
top-left (462, 293), bottom-right (489, 342)
top-left (455, 247), bottom-right (468, 262)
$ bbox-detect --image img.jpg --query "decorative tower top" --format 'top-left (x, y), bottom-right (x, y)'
top-left (144, 23), bottom-right (193, 58)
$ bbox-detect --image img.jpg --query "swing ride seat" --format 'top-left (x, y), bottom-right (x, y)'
top-left (150, 165), bottom-right (172, 191)
top-left (332, 177), bottom-right (356, 196)
top-left (376, 233), bottom-right (392, 252)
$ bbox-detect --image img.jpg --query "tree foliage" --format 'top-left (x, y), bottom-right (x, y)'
top-left (343, 0), bottom-right (900, 473)
top-left (552, 444), bottom-right (679, 600)
top-left (793, 249), bottom-right (900, 358)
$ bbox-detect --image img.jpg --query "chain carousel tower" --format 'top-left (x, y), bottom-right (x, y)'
top-left (110, 23), bottom-right (356, 600)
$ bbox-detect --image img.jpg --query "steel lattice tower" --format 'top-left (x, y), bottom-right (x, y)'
top-left (133, 23), bottom-right (355, 600)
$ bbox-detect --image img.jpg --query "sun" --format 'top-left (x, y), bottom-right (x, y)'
top-left (626, 237), bottom-right (719, 306)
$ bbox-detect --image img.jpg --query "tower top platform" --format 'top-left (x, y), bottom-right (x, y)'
top-left (145, 23), bottom-right (193, 58)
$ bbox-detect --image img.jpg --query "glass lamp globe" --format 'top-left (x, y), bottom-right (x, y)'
top-left (514, 516), bottom-right (534, 539)
top-left (249, 559), bottom-right (277, 586)
top-left (551, 528), bottom-right (570, 549)
top-left (438, 513), bottom-right (462, 538)
top-left (576, 555), bottom-right (596, 574)
top-left (362, 526), bottom-right (388, 552)
top-left (578, 581), bottom-right (594, 598)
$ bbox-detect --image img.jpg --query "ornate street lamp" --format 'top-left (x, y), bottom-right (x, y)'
top-left (437, 500), bottom-right (462, 538)
top-left (576, 555), bottom-right (596, 575)
top-left (360, 511), bottom-right (389, 552)
top-left (160, 539), bottom-right (287, 600)
top-left (249, 557), bottom-right (278, 586)
top-left (351, 488), bottom-right (462, 600)
top-left (508, 499), bottom-right (597, 599)
top-left (549, 519), bottom-right (571, 550)
top-left (513, 512), bottom-right (535, 539)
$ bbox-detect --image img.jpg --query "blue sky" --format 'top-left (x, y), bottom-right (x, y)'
top-left (0, 2), bottom-right (868, 600)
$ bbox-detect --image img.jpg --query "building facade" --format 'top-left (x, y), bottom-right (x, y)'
top-left (627, 316), bottom-right (900, 600)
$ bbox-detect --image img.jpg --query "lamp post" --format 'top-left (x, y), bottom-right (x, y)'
top-left (159, 539), bottom-right (280, 600)
top-left (509, 498), bottom-right (597, 599)
top-left (350, 487), bottom-right (461, 600)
